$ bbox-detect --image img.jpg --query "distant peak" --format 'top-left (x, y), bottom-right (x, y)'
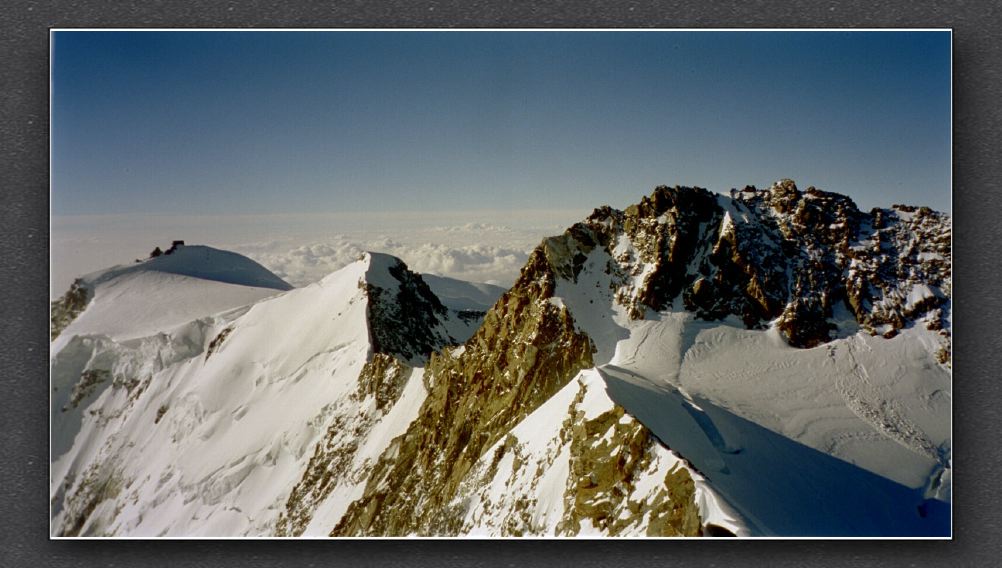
top-left (87, 244), bottom-right (293, 292)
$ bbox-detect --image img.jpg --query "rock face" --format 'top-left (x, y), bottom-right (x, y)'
top-left (332, 246), bottom-right (596, 535)
top-left (303, 181), bottom-right (950, 537)
top-left (275, 353), bottom-right (413, 536)
top-left (362, 257), bottom-right (449, 363)
top-left (51, 278), bottom-right (92, 340)
top-left (558, 402), bottom-right (702, 537)
top-left (448, 371), bottom-right (707, 537)
top-left (362, 253), bottom-right (483, 364)
top-left (572, 181), bottom-right (950, 350)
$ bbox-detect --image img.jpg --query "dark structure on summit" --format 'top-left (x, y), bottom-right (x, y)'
top-left (165, 240), bottom-right (185, 255)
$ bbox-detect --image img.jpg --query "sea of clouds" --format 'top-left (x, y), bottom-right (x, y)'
top-left (51, 211), bottom-right (590, 299)
top-left (231, 235), bottom-right (532, 288)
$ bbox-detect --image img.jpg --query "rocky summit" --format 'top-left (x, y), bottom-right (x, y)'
top-left (50, 182), bottom-right (951, 538)
top-left (581, 180), bottom-right (950, 350)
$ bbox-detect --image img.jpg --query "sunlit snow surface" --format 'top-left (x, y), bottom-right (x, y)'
top-left (545, 247), bottom-right (951, 537)
top-left (52, 245), bottom-right (291, 351)
top-left (457, 369), bottom-right (747, 537)
top-left (50, 210), bottom-right (589, 298)
top-left (51, 254), bottom-right (418, 536)
top-left (51, 242), bottom-right (950, 537)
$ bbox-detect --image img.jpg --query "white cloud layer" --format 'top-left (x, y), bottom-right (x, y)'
top-left (234, 237), bottom-right (532, 288)
top-left (51, 209), bottom-right (590, 298)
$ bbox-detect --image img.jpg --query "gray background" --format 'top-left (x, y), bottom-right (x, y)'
top-left (3, 1), bottom-right (1000, 566)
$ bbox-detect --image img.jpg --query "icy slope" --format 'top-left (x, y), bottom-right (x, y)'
top-left (50, 253), bottom-right (461, 536)
top-left (596, 319), bottom-right (950, 536)
top-left (51, 245), bottom-right (293, 348)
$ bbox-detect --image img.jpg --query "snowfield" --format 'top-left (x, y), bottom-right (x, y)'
top-left (52, 255), bottom-right (365, 535)
top-left (51, 216), bottom-right (950, 538)
top-left (547, 244), bottom-right (951, 536)
top-left (51, 245), bottom-right (292, 352)
top-left (52, 252), bottom-right (443, 536)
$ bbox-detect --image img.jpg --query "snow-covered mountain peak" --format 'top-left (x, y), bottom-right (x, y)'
top-left (50, 246), bottom-right (507, 537)
top-left (526, 183), bottom-right (952, 535)
top-left (50, 185), bottom-right (951, 538)
top-left (50, 244), bottom-right (294, 347)
top-left (319, 183), bottom-right (951, 537)
top-left (357, 252), bottom-right (452, 365)
top-left (87, 244), bottom-right (293, 292)
top-left (318, 251), bottom-right (483, 365)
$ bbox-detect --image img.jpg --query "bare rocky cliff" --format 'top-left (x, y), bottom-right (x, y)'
top-left (577, 180), bottom-right (950, 350)
top-left (50, 279), bottom-right (92, 340)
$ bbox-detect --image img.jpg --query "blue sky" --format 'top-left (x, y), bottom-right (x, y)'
top-left (51, 31), bottom-right (951, 215)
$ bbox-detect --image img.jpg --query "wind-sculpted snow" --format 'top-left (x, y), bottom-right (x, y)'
top-left (584, 312), bottom-right (950, 535)
top-left (601, 366), bottom-right (949, 536)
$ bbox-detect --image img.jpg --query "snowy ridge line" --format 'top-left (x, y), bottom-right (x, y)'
top-left (50, 181), bottom-right (950, 537)
top-left (535, 182), bottom-right (950, 536)
top-left (49, 250), bottom-right (506, 537)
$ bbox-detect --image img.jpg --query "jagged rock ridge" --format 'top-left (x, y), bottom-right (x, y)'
top-left (51, 278), bottom-right (92, 340)
top-left (50, 183), bottom-right (950, 538)
top-left (324, 180), bottom-right (950, 536)
top-left (577, 180), bottom-right (950, 349)
top-left (331, 246), bottom-right (597, 535)
top-left (361, 253), bottom-right (457, 364)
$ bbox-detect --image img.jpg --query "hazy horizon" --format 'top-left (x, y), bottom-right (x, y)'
top-left (50, 207), bottom-right (591, 299)
top-left (50, 176), bottom-right (952, 299)
top-left (51, 30), bottom-right (952, 297)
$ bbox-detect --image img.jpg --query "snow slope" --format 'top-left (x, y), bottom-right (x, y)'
top-left (50, 254), bottom-right (434, 536)
top-left (52, 245), bottom-right (292, 350)
top-left (421, 274), bottom-right (506, 312)
top-left (454, 369), bottom-right (746, 536)
top-left (549, 243), bottom-right (951, 536)
top-left (50, 183), bottom-right (951, 538)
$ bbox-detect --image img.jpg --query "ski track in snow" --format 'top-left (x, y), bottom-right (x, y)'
top-left (829, 342), bottom-right (946, 465)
